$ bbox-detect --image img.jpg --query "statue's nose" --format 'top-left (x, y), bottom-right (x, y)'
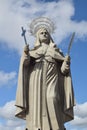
top-left (43, 32), bottom-right (47, 36)
top-left (43, 34), bottom-right (46, 37)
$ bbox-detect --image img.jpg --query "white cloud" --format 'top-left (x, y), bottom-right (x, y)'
top-left (67, 102), bottom-right (87, 130)
top-left (0, 100), bottom-right (25, 130)
top-left (0, 101), bottom-right (16, 119)
top-left (0, 70), bottom-right (17, 87)
top-left (74, 102), bottom-right (87, 118)
top-left (0, 0), bottom-right (87, 55)
top-left (0, 124), bottom-right (25, 130)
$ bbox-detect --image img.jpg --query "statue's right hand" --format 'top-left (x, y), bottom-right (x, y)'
top-left (23, 44), bottom-right (30, 66)
top-left (24, 44), bottom-right (29, 55)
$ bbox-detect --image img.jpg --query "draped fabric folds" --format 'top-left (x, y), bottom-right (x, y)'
top-left (15, 44), bottom-right (75, 130)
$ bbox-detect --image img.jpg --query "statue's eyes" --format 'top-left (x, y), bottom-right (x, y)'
top-left (40, 32), bottom-right (48, 35)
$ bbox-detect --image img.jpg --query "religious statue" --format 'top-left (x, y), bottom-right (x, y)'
top-left (15, 17), bottom-right (75, 130)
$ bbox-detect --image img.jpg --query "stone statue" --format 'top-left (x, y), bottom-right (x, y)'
top-left (15, 17), bottom-right (75, 130)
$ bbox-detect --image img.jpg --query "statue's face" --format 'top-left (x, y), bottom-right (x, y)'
top-left (38, 28), bottom-right (50, 44)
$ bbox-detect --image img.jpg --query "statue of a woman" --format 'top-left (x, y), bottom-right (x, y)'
top-left (15, 18), bottom-right (75, 130)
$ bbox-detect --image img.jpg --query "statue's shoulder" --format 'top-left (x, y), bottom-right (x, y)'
top-left (29, 46), bottom-right (42, 58)
top-left (30, 45), bottom-right (41, 51)
top-left (55, 47), bottom-right (64, 56)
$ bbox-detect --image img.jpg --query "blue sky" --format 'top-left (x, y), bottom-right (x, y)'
top-left (0, 0), bottom-right (87, 130)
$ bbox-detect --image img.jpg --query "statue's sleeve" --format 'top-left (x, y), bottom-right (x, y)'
top-left (63, 72), bottom-right (76, 122)
top-left (15, 52), bottom-right (30, 119)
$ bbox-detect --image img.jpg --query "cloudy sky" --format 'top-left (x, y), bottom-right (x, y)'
top-left (0, 0), bottom-right (87, 130)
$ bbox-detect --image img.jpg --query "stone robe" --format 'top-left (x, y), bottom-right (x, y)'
top-left (15, 43), bottom-right (75, 130)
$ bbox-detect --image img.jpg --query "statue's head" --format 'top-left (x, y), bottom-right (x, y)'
top-left (29, 17), bottom-right (56, 48)
top-left (36, 27), bottom-right (50, 44)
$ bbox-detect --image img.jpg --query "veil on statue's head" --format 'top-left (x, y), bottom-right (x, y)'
top-left (29, 17), bottom-right (56, 48)
top-left (34, 27), bottom-right (56, 48)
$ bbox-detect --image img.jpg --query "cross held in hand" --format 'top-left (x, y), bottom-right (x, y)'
top-left (21, 26), bottom-right (27, 45)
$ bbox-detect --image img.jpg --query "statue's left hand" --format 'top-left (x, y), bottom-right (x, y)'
top-left (64, 55), bottom-right (70, 64)
top-left (61, 55), bottom-right (70, 74)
